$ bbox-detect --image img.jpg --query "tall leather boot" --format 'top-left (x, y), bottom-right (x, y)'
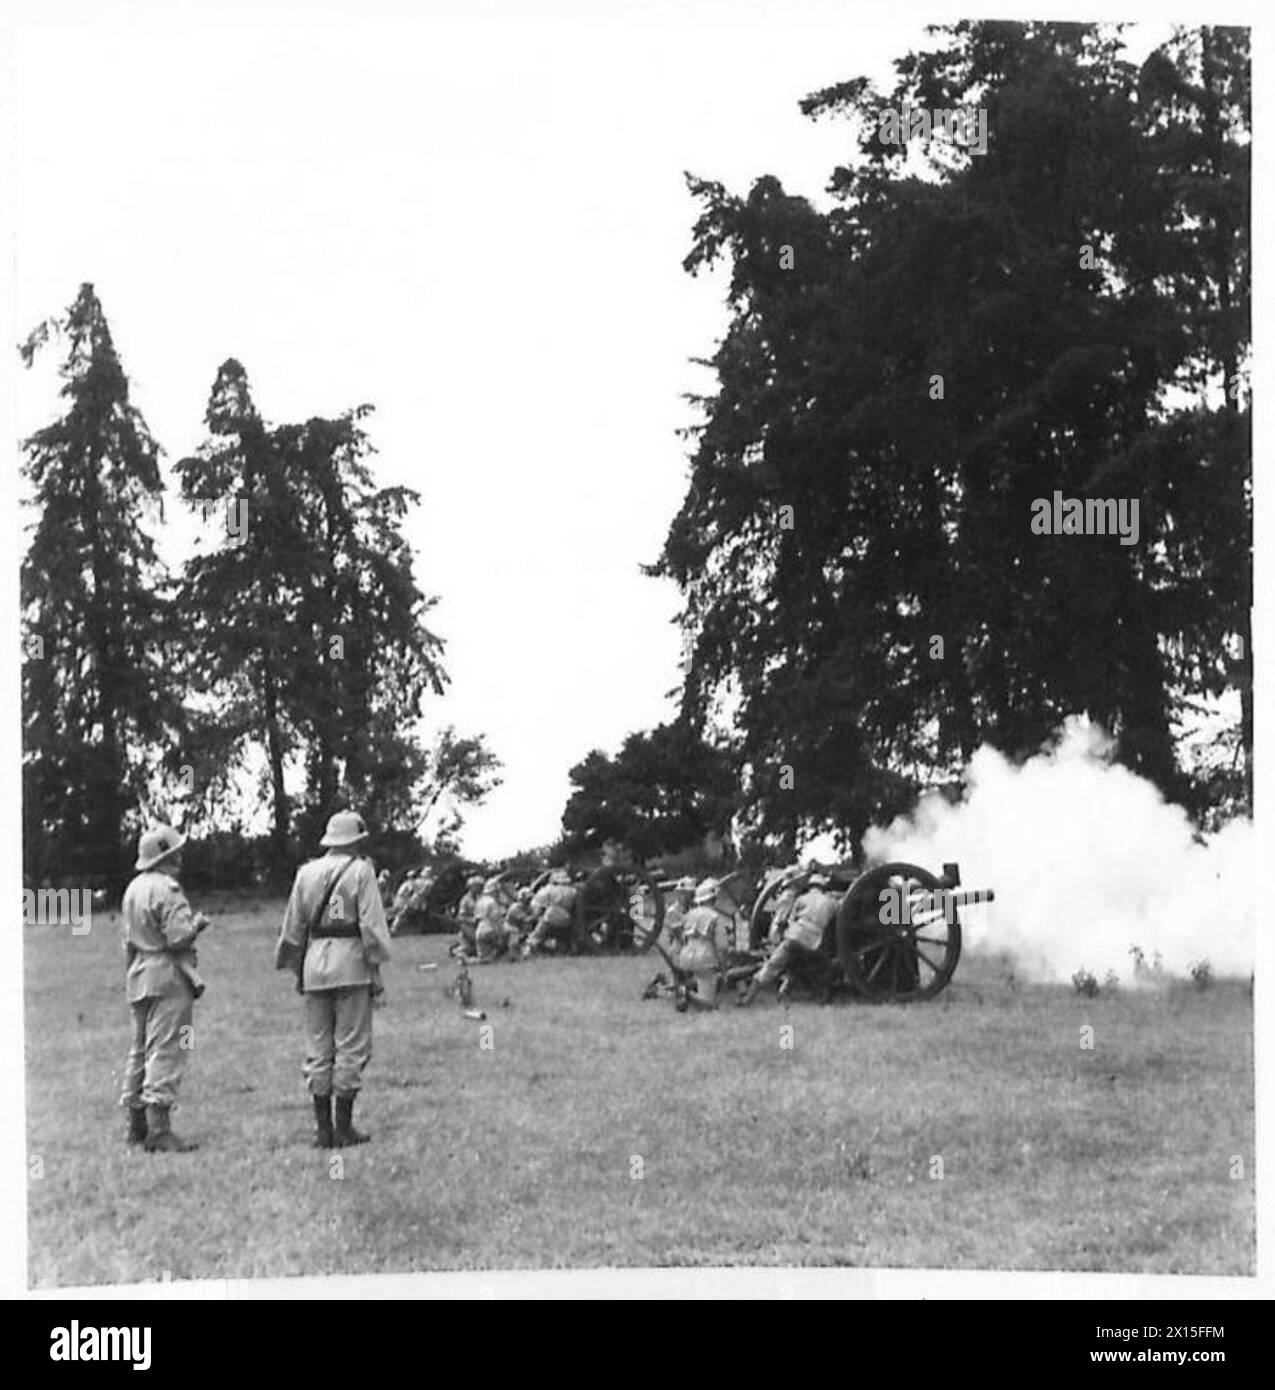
top-left (312, 1094), bottom-right (334, 1149)
top-left (333, 1093), bottom-right (369, 1147)
top-left (126, 1106), bottom-right (148, 1146)
top-left (143, 1103), bottom-right (198, 1153)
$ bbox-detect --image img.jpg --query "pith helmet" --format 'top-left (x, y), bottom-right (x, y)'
top-left (136, 825), bottom-right (186, 871)
top-left (694, 877), bottom-right (719, 905)
top-left (483, 875), bottom-right (503, 894)
top-left (551, 867), bottom-right (571, 885)
top-left (517, 886), bottom-right (533, 902)
top-left (676, 875), bottom-right (697, 893)
top-left (807, 871), bottom-right (831, 888)
top-left (320, 810), bottom-right (369, 848)
top-left (467, 874), bottom-right (484, 890)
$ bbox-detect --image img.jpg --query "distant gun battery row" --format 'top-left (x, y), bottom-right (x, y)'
top-left (384, 860), bottom-right (676, 961)
top-left (381, 854), bottom-right (993, 1004)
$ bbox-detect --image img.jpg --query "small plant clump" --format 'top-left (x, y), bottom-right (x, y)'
top-left (1129, 945), bottom-right (1166, 981)
top-left (1189, 959), bottom-right (1214, 991)
top-left (1102, 969), bottom-right (1120, 994)
top-left (1072, 968), bottom-right (1100, 997)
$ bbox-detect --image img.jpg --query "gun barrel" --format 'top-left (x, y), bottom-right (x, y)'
top-left (903, 888), bottom-right (995, 918)
top-left (941, 888), bottom-right (995, 909)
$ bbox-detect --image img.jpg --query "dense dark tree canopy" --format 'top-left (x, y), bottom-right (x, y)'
top-left (23, 308), bottom-right (490, 885)
top-left (561, 722), bottom-right (736, 862)
top-left (177, 372), bottom-right (453, 866)
top-left (173, 360), bottom-right (307, 865)
top-left (656, 22), bottom-right (1250, 852)
top-left (21, 284), bottom-right (179, 891)
top-left (269, 407), bottom-right (447, 840)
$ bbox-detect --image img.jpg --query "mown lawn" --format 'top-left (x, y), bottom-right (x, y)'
top-left (24, 893), bottom-right (1254, 1285)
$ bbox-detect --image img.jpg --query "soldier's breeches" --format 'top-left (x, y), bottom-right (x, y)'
top-left (304, 986), bottom-right (373, 1097)
top-left (120, 989), bottom-right (195, 1109)
top-left (754, 938), bottom-right (815, 987)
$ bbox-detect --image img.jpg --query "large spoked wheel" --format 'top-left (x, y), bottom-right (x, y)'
top-left (574, 873), bottom-right (666, 954)
top-left (836, 862), bottom-right (961, 1002)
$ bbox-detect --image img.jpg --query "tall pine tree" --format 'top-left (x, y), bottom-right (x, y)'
top-left (177, 382), bottom-right (450, 866)
top-left (174, 359), bottom-right (309, 869)
top-left (21, 284), bottom-right (177, 892)
top-left (273, 409), bottom-right (448, 843)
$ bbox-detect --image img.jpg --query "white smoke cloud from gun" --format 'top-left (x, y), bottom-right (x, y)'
top-left (864, 718), bottom-right (1253, 983)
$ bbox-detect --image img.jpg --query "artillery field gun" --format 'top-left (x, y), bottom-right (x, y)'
top-left (743, 859), bottom-right (994, 1002)
top-left (641, 859), bottom-right (994, 1005)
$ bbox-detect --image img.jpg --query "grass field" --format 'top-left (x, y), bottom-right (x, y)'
top-left (24, 893), bottom-right (1255, 1285)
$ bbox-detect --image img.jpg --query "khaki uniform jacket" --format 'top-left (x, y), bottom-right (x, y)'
top-left (532, 883), bottom-right (577, 929)
top-left (122, 870), bottom-right (204, 1003)
top-left (276, 853), bottom-right (392, 992)
top-left (664, 899), bottom-right (692, 944)
top-left (475, 892), bottom-right (505, 933)
top-left (767, 885), bottom-right (801, 944)
top-left (784, 889), bottom-right (840, 951)
top-left (677, 904), bottom-right (724, 972)
top-left (504, 902), bottom-right (534, 936)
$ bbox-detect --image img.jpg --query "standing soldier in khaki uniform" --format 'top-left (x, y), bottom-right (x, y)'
top-left (275, 811), bottom-right (391, 1148)
top-left (119, 825), bottom-right (211, 1153)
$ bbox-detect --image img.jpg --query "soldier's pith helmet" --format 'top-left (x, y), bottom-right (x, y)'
top-left (675, 875), bottom-right (697, 894)
top-left (807, 872), bottom-right (831, 888)
top-left (467, 874), bottom-right (484, 890)
top-left (694, 878), bottom-right (719, 905)
top-left (483, 875), bottom-right (503, 894)
top-left (517, 887), bottom-right (533, 902)
top-left (551, 867), bottom-right (571, 885)
top-left (136, 825), bottom-right (186, 871)
top-left (320, 810), bottom-right (369, 848)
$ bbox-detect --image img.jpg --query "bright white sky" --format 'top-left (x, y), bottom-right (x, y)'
top-left (10, 2), bottom-right (1175, 858)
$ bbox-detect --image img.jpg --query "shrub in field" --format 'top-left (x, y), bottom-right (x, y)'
top-left (1129, 945), bottom-right (1166, 981)
top-left (1072, 968), bottom-right (1100, 997)
top-left (1189, 959), bottom-right (1214, 991)
top-left (1102, 969), bottom-right (1120, 994)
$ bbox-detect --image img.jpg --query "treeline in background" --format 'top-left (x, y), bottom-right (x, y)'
top-left (21, 287), bottom-right (500, 894)
top-left (21, 22), bottom-right (1250, 893)
top-left (566, 22), bottom-right (1250, 867)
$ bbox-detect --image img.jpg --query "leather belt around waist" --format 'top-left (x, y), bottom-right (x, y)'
top-left (310, 924), bottom-right (362, 939)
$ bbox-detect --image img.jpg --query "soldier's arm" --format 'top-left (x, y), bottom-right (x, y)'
top-left (156, 881), bottom-right (203, 952)
top-left (356, 861), bottom-right (392, 967)
top-left (274, 876), bottom-right (306, 972)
